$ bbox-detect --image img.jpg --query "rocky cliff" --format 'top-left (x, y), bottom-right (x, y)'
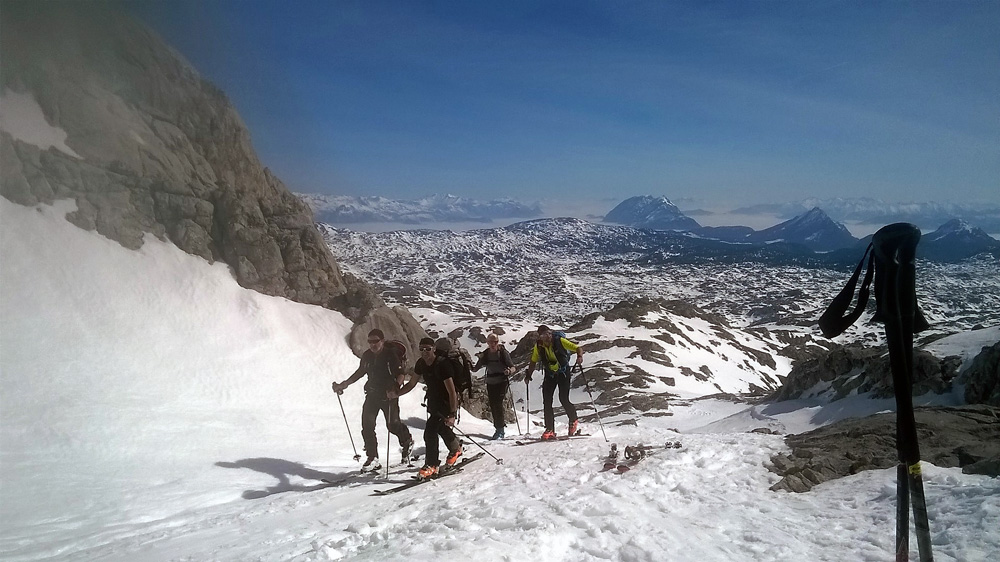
top-left (0, 3), bottom-right (420, 353)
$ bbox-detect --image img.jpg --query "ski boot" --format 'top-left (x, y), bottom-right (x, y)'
top-left (417, 465), bottom-right (439, 479)
top-left (568, 419), bottom-right (580, 436)
top-left (446, 446), bottom-right (463, 467)
top-left (604, 443), bottom-right (619, 471)
top-left (361, 456), bottom-right (382, 473)
top-left (401, 439), bottom-right (415, 465)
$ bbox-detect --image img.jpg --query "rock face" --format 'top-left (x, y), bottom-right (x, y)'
top-left (768, 344), bottom-right (962, 403)
top-left (961, 342), bottom-right (1000, 406)
top-left (0, 4), bottom-right (420, 353)
top-left (768, 405), bottom-right (1000, 492)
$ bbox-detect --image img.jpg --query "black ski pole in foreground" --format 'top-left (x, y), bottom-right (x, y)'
top-left (573, 364), bottom-right (609, 442)
top-left (819, 222), bottom-right (933, 562)
top-left (335, 392), bottom-right (362, 461)
top-left (450, 420), bottom-right (504, 465)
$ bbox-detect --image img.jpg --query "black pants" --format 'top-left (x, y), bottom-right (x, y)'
top-left (424, 413), bottom-right (460, 466)
top-left (542, 368), bottom-right (577, 432)
top-left (486, 380), bottom-right (509, 430)
top-left (361, 394), bottom-right (412, 458)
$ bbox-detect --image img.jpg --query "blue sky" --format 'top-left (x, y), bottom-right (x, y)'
top-left (129, 0), bottom-right (999, 211)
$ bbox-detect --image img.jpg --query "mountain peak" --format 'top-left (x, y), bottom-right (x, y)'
top-left (918, 218), bottom-right (1000, 261)
top-left (603, 195), bottom-right (700, 231)
top-left (748, 207), bottom-right (856, 252)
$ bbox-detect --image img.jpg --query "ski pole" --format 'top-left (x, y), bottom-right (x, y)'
top-left (507, 383), bottom-right (522, 435)
top-left (872, 223), bottom-right (933, 562)
top-left (574, 364), bottom-right (609, 442)
top-left (385, 420), bottom-right (390, 479)
top-left (335, 392), bottom-right (361, 461)
top-left (525, 376), bottom-right (531, 436)
top-left (450, 420), bottom-right (504, 465)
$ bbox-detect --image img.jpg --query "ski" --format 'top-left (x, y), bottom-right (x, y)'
top-left (612, 441), bottom-right (682, 473)
top-left (321, 456), bottom-right (421, 485)
top-left (372, 452), bottom-right (485, 496)
top-left (514, 433), bottom-right (591, 446)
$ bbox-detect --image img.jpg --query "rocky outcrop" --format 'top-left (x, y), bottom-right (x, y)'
top-left (768, 405), bottom-right (1000, 492)
top-left (961, 342), bottom-right (1000, 406)
top-left (769, 343), bottom-right (963, 402)
top-left (0, 3), bottom-right (421, 353)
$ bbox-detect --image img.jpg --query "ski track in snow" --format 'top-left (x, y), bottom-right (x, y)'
top-left (2, 200), bottom-right (998, 562)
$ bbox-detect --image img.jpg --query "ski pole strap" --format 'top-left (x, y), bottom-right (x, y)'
top-left (818, 242), bottom-right (874, 338)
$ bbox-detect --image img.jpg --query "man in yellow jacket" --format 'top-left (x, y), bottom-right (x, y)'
top-left (525, 325), bottom-right (584, 440)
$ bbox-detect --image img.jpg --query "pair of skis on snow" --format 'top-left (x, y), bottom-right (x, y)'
top-left (319, 452), bottom-right (421, 487)
top-left (370, 452), bottom-right (486, 496)
top-left (513, 431), bottom-right (591, 446)
top-left (602, 441), bottom-right (682, 473)
top-left (371, 431), bottom-right (592, 494)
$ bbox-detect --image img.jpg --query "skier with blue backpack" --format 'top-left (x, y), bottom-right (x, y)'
top-left (525, 325), bottom-right (584, 440)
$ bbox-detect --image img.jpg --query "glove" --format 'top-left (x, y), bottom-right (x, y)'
top-left (332, 382), bottom-right (344, 395)
top-left (525, 372), bottom-right (533, 383)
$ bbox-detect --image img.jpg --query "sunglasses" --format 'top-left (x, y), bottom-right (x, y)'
top-left (419, 346), bottom-right (434, 352)
top-left (368, 339), bottom-right (382, 344)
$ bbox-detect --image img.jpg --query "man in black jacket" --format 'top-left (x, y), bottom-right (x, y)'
top-left (393, 337), bottom-right (462, 478)
top-left (332, 329), bottom-right (414, 472)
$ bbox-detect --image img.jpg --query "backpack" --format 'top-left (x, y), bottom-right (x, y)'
top-left (539, 331), bottom-right (571, 369)
top-left (445, 343), bottom-right (475, 398)
top-left (384, 339), bottom-right (408, 366)
top-left (482, 344), bottom-right (510, 367)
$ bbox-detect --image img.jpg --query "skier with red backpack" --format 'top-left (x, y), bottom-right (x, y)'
top-left (331, 329), bottom-right (415, 472)
top-left (525, 325), bottom-right (584, 440)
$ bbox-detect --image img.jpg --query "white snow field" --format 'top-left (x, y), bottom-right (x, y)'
top-left (1, 198), bottom-right (998, 562)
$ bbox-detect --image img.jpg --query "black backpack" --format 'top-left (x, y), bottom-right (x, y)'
top-left (384, 340), bottom-right (408, 364)
top-left (445, 344), bottom-right (475, 398)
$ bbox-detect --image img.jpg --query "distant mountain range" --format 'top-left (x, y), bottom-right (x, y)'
top-left (604, 197), bottom-right (858, 252)
top-left (300, 192), bottom-right (999, 260)
top-left (730, 197), bottom-right (1000, 233)
top-left (297, 193), bottom-right (542, 224)
top-left (862, 219), bottom-right (1000, 263)
top-left (695, 207), bottom-right (857, 252)
top-left (601, 196), bottom-right (1000, 257)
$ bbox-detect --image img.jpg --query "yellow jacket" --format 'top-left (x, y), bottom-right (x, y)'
top-left (530, 337), bottom-right (579, 372)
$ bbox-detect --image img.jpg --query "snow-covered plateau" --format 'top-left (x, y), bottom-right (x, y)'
top-left (2, 199), bottom-right (998, 562)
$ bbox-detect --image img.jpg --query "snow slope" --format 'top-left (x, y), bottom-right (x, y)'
top-left (2, 199), bottom-right (998, 561)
